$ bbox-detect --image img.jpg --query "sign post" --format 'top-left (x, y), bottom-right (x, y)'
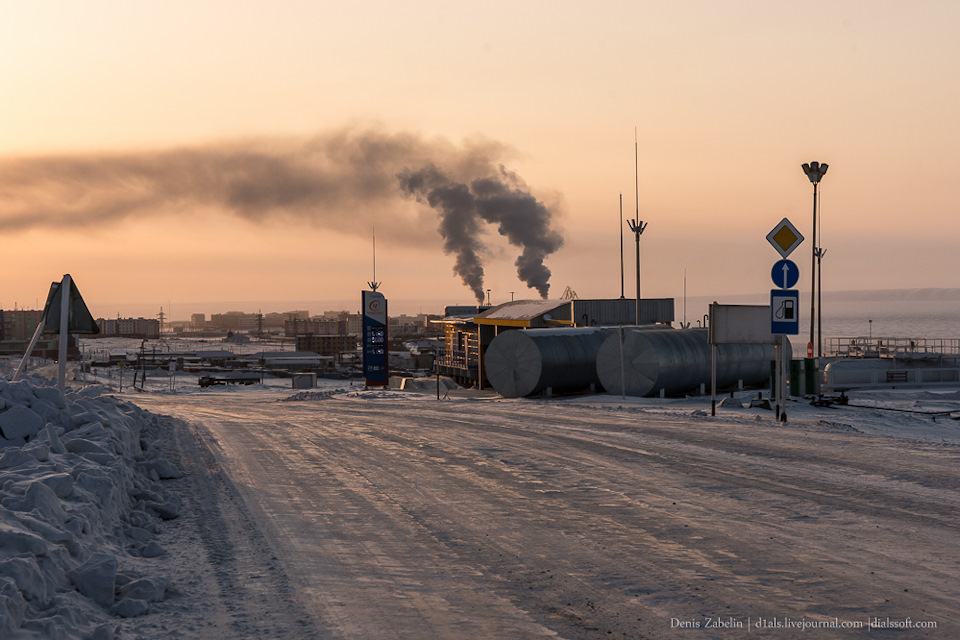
top-left (766, 219), bottom-right (804, 422)
top-left (361, 290), bottom-right (389, 387)
top-left (708, 303), bottom-right (775, 417)
top-left (13, 274), bottom-right (100, 391)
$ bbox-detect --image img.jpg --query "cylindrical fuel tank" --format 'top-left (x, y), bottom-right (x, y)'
top-left (484, 327), bottom-right (615, 398)
top-left (596, 328), bottom-right (785, 397)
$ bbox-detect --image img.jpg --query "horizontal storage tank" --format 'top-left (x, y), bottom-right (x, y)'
top-left (484, 327), bottom-right (615, 398)
top-left (596, 328), bottom-right (784, 397)
top-left (824, 357), bottom-right (960, 389)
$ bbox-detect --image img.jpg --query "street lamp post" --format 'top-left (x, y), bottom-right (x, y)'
top-left (801, 161), bottom-right (828, 357)
top-left (627, 218), bottom-right (648, 324)
top-left (815, 246), bottom-right (826, 357)
top-left (629, 128), bottom-right (649, 325)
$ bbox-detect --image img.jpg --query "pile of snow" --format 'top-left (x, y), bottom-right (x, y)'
top-left (281, 382), bottom-right (451, 402)
top-left (281, 389), bottom-right (345, 402)
top-left (0, 376), bottom-right (182, 639)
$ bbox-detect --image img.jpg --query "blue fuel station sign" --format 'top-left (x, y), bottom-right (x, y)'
top-left (362, 290), bottom-right (389, 386)
top-left (770, 289), bottom-right (800, 335)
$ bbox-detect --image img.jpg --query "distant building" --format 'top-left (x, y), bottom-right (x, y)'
top-left (208, 310), bottom-right (307, 333)
top-left (0, 309), bottom-right (73, 357)
top-left (96, 317), bottom-right (161, 339)
top-left (1, 309), bottom-right (44, 342)
top-left (191, 313), bottom-right (206, 328)
top-left (284, 318), bottom-right (347, 337)
top-left (262, 311), bottom-right (307, 331)
top-left (389, 314), bottom-right (434, 336)
top-left (209, 312), bottom-right (260, 332)
top-left (296, 334), bottom-right (357, 357)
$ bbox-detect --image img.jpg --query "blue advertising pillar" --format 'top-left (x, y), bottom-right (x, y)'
top-left (362, 290), bottom-right (388, 387)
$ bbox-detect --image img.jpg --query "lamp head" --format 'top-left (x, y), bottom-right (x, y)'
top-left (802, 161), bottom-right (828, 184)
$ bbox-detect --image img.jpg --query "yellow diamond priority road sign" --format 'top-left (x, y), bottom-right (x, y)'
top-left (766, 217), bottom-right (804, 258)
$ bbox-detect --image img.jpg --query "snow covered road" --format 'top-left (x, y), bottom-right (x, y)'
top-left (128, 387), bottom-right (960, 639)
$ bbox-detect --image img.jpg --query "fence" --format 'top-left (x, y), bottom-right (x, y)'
top-left (824, 364), bottom-right (960, 390)
top-left (826, 337), bottom-right (960, 359)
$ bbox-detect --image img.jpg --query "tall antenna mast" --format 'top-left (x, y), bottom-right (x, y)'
top-left (619, 193), bottom-right (624, 299)
top-left (367, 227), bottom-right (381, 291)
top-left (635, 127), bottom-right (639, 225)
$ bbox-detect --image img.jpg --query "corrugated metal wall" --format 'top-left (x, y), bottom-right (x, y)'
top-left (571, 299), bottom-right (673, 326)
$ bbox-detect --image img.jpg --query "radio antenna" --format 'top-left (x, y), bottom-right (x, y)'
top-left (619, 193), bottom-right (624, 299)
top-left (635, 127), bottom-right (639, 224)
top-left (367, 227), bottom-right (381, 291)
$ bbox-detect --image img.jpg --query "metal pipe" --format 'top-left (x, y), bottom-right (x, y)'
top-left (13, 318), bottom-right (46, 382)
top-left (58, 274), bottom-right (72, 393)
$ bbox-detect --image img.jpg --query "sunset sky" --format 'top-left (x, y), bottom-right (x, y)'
top-left (2, 1), bottom-right (958, 320)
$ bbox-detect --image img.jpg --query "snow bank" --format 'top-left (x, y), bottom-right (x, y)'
top-left (0, 376), bottom-right (182, 639)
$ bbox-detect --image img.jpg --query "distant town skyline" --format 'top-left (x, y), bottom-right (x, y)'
top-left (2, 2), bottom-right (958, 320)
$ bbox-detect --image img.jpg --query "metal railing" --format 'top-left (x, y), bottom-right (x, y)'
top-left (436, 336), bottom-right (480, 370)
top-left (824, 365), bottom-right (960, 390)
top-left (826, 337), bottom-right (960, 359)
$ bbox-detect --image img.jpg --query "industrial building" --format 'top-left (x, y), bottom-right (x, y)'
top-left (434, 298), bottom-right (674, 388)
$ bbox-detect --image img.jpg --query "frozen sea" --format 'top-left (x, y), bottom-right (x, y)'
top-left (685, 289), bottom-right (960, 353)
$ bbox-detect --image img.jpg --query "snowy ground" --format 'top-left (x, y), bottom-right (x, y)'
top-left (3, 364), bottom-right (959, 638)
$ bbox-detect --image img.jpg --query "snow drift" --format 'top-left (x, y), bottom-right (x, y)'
top-left (0, 376), bottom-right (181, 639)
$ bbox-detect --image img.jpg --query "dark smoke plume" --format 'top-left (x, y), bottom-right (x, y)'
top-left (398, 165), bottom-right (562, 301)
top-left (0, 129), bottom-right (562, 300)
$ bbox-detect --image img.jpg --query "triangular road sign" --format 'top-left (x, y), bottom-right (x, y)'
top-left (42, 275), bottom-right (100, 335)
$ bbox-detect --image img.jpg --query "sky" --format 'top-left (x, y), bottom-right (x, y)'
top-left (2, 1), bottom-right (958, 320)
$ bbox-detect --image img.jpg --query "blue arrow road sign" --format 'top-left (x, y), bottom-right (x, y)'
top-left (771, 259), bottom-right (800, 289)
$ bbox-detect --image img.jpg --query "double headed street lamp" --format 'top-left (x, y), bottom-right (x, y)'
top-left (627, 217), bottom-right (648, 325)
top-left (801, 161), bottom-right (828, 357)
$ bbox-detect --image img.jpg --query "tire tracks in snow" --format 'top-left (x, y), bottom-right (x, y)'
top-left (128, 392), bottom-right (960, 638)
top-left (164, 415), bottom-right (323, 639)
